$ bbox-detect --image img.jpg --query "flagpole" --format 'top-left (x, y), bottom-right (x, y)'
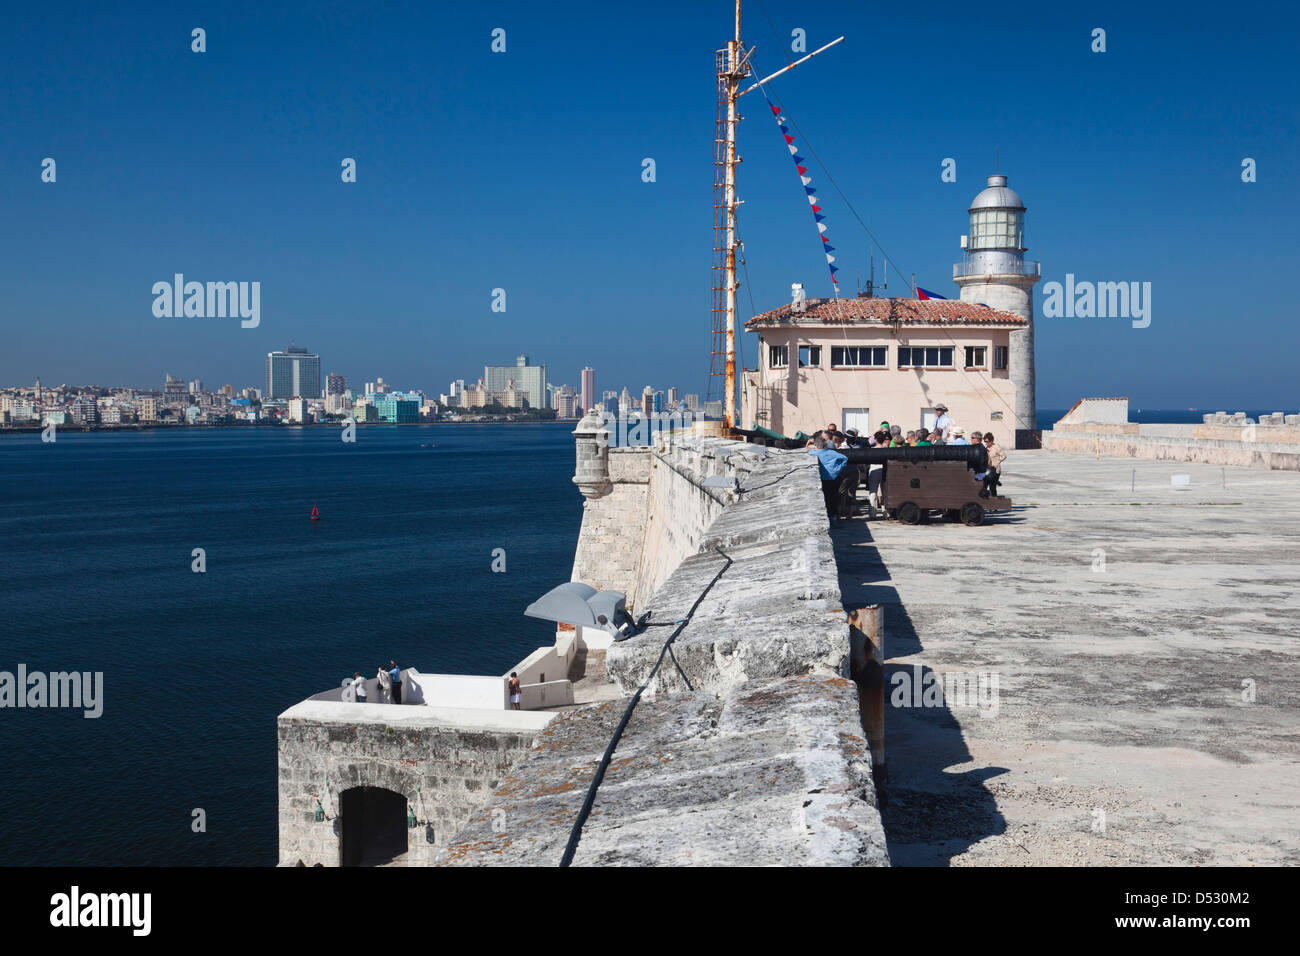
top-left (715, 2), bottom-right (842, 429)
top-left (722, 1), bottom-right (741, 429)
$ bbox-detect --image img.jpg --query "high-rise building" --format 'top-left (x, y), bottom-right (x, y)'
top-left (374, 392), bottom-right (421, 423)
top-left (266, 345), bottom-right (321, 400)
top-left (485, 355), bottom-right (546, 411)
top-left (70, 396), bottom-right (98, 425)
top-left (163, 374), bottom-right (188, 402)
top-left (667, 387), bottom-right (678, 407)
top-left (580, 367), bottom-right (596, 416)
top-left (554, 385), bottom-right (579, 418)
top-left (188, 379), bottom-right (203, 394)
top-left (641, 386), bottom-right (654, 418)
top-left (683, 394), bottom-right (700, 412)
top-left (326, 372), bottom-right (347, 396)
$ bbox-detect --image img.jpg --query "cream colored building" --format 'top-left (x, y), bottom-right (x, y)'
top-left (742, 296), bottom-right (1026, 440)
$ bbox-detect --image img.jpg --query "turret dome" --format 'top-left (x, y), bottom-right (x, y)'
top-left (969, 174), bottom-right (1025, 212)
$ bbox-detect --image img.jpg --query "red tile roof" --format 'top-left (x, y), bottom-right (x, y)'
top-left (745, 297), bottom-right (1028, 328)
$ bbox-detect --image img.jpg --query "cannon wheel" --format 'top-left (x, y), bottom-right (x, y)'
top-left (960, 501), bottom-right (985, 526)
top-left (897, 502), bottom-right (922, 525)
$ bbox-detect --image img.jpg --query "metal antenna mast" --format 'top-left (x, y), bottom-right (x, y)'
top-left (709, 1), bottom-right (843, 429)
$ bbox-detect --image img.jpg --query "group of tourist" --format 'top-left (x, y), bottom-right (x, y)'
top-left (344, 661), bottom-right (404, 704)
top-left (804, 403), bottom-right (1008, 523)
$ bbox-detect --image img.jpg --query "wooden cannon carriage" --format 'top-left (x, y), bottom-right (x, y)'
top-left (841, 444), bottom-right (1011, 526)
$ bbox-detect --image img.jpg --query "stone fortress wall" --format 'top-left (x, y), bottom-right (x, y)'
top-left (434, 422), bottom-right (888, 866)
top-left (280, 419), bottom-right (888, 867)
top-left (1044, 398), bottom-right (1300, 470)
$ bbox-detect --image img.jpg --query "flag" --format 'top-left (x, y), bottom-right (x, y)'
top-left (768, 99), bottom-right (839, 291)
top-left (916, 287), bottom-right (947, 300)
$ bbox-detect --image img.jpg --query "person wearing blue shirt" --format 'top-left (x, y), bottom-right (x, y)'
top-left (807, 436), bottom-right (849, 525)
top-left (388, 660), bottom-right (403, 704)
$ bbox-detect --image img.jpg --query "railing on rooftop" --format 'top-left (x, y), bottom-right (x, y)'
top-left (953, 256), bottom-right (1040, 279)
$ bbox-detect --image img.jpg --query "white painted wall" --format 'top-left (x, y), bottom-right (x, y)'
top-left (518, 680), bottom-right (573, 710)
top-left (405, 671), bottom-right (507, 710)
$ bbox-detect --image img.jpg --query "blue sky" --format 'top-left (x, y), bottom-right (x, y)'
top-left (2, 0), bottom-right (1296, 407)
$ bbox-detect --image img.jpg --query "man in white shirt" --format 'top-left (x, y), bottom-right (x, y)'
top-left (933, 404), bottom-right (953, 440)
top-left (351, 672), bottom-right (367, 703)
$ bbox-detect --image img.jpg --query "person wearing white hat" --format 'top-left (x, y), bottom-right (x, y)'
top-left (934, 404), bottom-right (953, 440)
top-left (949, 425), bottom-right (969, 445)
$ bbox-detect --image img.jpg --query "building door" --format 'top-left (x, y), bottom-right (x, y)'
top-left (920, 407), bottom-right (938, 433)
top-left (842, 408), bottom-right (870, 434)
top-left (340, 786), bottom-right (409, 867)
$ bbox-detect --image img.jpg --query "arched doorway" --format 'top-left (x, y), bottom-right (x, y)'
top-left (339, 787), bottom-right (409, 866)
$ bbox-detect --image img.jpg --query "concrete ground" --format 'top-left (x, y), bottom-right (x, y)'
top-left (833, 450), bottom-right (1300, 866)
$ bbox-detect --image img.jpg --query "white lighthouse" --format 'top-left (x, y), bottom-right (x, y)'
top-left (954, 174), bottom-right (1041, 448)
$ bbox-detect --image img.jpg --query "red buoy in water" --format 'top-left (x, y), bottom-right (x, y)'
top-left (310, 503), bottom-right (321, 521)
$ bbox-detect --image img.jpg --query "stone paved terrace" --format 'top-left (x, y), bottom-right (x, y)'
top-left (435, 674), bottom-right (888, 866)
top-left (834, 450), bottom-right (1300, 865)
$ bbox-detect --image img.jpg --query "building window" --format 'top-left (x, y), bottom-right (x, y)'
top-left (994, 346), bottom-right (1008, 370)
top-left (830, 346), bottom-right (887, 368)
top-left (965, 346), bottom-right (987, 368)
top-left (798, 345), bottom-right (822, 368)
top-left (898, 346), bottom-right (954, 369)
top-left (768, 345), bottom-right (788, 369)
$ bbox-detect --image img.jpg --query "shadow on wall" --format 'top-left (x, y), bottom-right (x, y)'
top-left (830, 519), bottom-right (1008, 866)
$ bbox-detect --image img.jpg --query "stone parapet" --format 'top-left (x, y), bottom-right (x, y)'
top-left (435, 674), bottom-right (888, 867)
top-left (1042, 428), bottom-right (1300, 471)
top-left (608, 446), bottom-right (844, 696)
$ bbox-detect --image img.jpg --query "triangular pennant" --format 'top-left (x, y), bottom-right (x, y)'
top-left (801, 176), bottom-right (813, 186)
top-left (823, 244), bottom-right (835, 252)
top-left (826, 254), bottom-right (836, 264)
top-left (810, 204), bottom-right (822, 212)
top-left (784, 134), bottom-right (795, 144)
top-left (792, 154), bottom-right (805, 164)
top-left (788, 144), bottom-right (798, 155)
top-left (817, 222), bottom-right (827, 232)
top-left (779, 125), bottom-right (790, 134)
top-left (796, 165), bottom-right (808, 175)
top-left (805, 186), bottom-right (818, 195)
top-left (829, 264), bottom-right (839, 273)
top-left (814, 213), bottom-right (825, 222)
top-left (770, 104), bottom-right (781, 115)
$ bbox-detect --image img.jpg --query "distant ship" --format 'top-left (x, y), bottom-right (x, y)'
top-left (310, 503), bottom-right (321, 521)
